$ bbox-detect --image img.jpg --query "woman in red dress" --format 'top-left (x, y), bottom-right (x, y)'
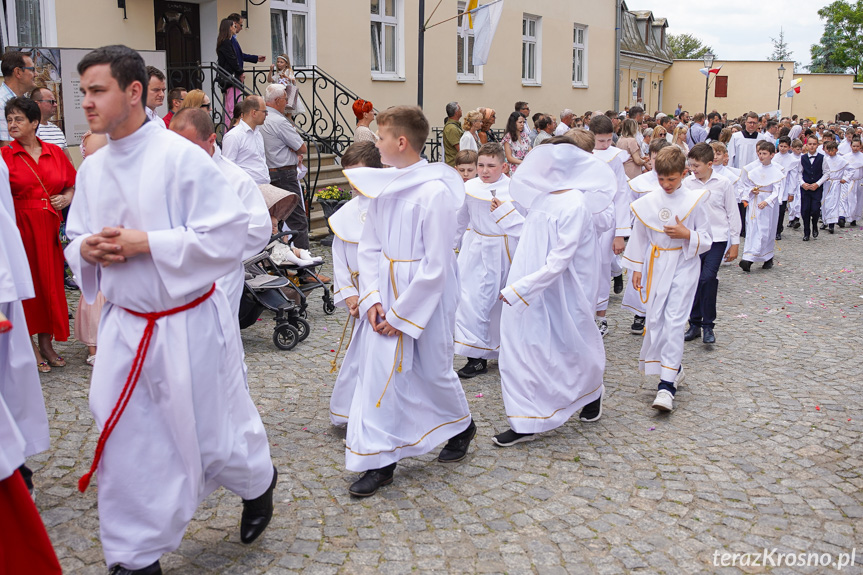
top-left (2, 97), bottom-right (76, 372)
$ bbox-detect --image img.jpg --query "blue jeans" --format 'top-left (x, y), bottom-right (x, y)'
top-left (689, 241), bottom-right (727, 329)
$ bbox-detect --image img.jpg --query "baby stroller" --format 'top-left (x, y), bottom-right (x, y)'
top-left (239, 250), bottom-right (311, 350)
top-left (265, 231), bottom-right (336, 317)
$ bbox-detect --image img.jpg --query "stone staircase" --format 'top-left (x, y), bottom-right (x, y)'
top-left (305, 146), bottom-right (347, 240)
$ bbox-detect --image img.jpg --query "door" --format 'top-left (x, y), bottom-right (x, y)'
top-left (154, 0), bottom-right (201, 90)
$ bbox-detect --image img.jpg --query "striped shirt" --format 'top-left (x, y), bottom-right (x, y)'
top-left (36, 122), bottom-right (67, 149)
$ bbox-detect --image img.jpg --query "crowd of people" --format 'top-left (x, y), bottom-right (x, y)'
top-left (2, 39), bottom-right (863, 575)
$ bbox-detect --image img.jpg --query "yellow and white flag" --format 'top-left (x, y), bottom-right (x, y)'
top-left (470, 0), bottom-right (504, 67)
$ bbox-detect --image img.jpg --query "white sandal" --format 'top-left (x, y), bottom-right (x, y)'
top-left (86, 354), bottom-right (96, 366)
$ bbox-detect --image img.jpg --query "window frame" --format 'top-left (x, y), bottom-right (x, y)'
top-left (3, 0), bottom-right (57, 50)
top-left (456, 1), bottom-right (483, 84)
top-left (270, 0), bottom-right (317, 68)
top-left (521, 13), bottom-right (541, 86)
top-left (370, 0), bottom-right (405, 81)
top-left (572, 23), bottom-right (588, 88)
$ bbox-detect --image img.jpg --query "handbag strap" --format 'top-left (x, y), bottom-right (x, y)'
top-left (18, 146), bottom-right (60, 218)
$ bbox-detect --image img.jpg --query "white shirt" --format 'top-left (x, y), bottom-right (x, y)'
top-left (554, 122), bottom-right (570, 136)
top-left (222, 120), bottom-right (270, 185)
top-left (145, 106), bottom-right (166, 128)
top-left (458, 130), bottom-right (479, 152)
top-left (36, 122), bottom-right (67, 149)
top-left (683, 171), bottom-right (741, 245)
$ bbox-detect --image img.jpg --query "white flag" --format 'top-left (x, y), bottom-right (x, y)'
top-left (471, 0), bottom-right (505, 67)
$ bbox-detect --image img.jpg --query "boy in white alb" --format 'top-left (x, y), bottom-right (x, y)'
top-left (784, 139), bottom-right (804, 229)
top-left (682, 143), bottom-right (740, 345)
top-left (344, 106), bottom-right (473, 497)
top-left (590, 115), bottom-right (630, 336)
top-left (772, 137), bottom-right (798, 241)
top-left (453, 143), bottom-right (522, 378)
top-left (328, 142), bottom-right (382, 426)
top-left (622, 147), bottom-right (712, 412)
top-left (819, 140), bottom-right (848, 234)
top-left (489, 141), bottom-right (615, 446)
top-left (845, 138), bottom-right (863, 226)
top-left (738, 141), bottom-right (785, 271)
top-left (622, 138), bottom-right (671, 334)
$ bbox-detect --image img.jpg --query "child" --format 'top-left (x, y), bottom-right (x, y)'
top-left (490, 140), bottom-right (614, 445)
top-left (682, 143), bottom-right (740, 344)
top-left (589, 115), bottom-right (631, 336)
top-left (819, 140), bottom-right (848, 234)
top-left (455, 149), bottom-right (478, 182)
top-left (786, 139), bottom-right (805, 228)
top-left (622, 138), bottom-right (670, 334)
top-left (845, 138), bottom-right (863, 226)
top-left (739, 141), bottom-right (784, 270)
top-left (343, 106), bottom-right (473, 497)
top-left (622, 146), bottom-right (712, 412)
top-left (328, 141), bottom-right (382, 427)
top-left (453, 143), bottom-right (521, 378)
top-left (773, 136), bottom-right (798, 240)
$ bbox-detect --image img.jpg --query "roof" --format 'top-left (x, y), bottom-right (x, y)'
top-left (620, 8), bottom-right (673, 66)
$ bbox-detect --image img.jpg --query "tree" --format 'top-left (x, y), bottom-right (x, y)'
top-left (768, 27), bottom-right (793, 61)
top-left (809, 0), bottom-right (863, 80)
top-left (667, 33), bottom-right (714, 60)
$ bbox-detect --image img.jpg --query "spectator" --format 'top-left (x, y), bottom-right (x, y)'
top-left (442, 101), bottom-right (463, 166)
top-left (606, 110), bottom-right (621, 144)
top-left (502, 111), bottom-right (530, 173)
top-left (706, 122), bottom-right (724, 143)
top-left (2, 97), bottom-right (76, 372)
top-left (32, 87), bottom-right (72, 163)
top-left (217, 18), bottom-right (244, 123)
top-left (687, 112), bottom-right (707, 148)
top-left (227, 13), bottom-right (266, 67)
top-left (144, 66), bottom-right (167, 128)
top-left (0, 51), bottom-right (37, 146)
top-left (674, 103), bottom-right (682, 117)
top-left (617, 119), bottom-right (648, 179)
top-left (352, 99), bottom-right (377, 143)
top-left (641, 127), bottom-right (653, 155)
top-left (554, 109), bottom-right (574, 136)
top-left (267, 53), bottom-right (305, 115)
top-left (180, 89), bottom-right (211, 110)
top-left (162, 87), bottom-right (187, 127)
top-left (459, 109), bottom-right (483, 152)
top-left (528, 112), bottom-right (543, 145)
top-left (672, 124), bottom-right (689, 154)
top-left (533, 115), bottom-right (555, 146)
top-left (515, 101), bottom-right (530, 138)
top-left (478, 107), bottom-right (498, 144)
top-left (653, 125), bottom-right (668, 144)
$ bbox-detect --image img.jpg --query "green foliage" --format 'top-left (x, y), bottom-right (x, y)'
top-left (768, 28), bottom-right (794, 61)
top-left (668, 33), bottom-right (714, 60)
top-left (809, 0), bottom-right (863, 80)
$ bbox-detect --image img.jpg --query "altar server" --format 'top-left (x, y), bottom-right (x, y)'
top-left (844, 138), bottom-right (863, 226)
top-left (739, 141), bottom-right (784, 271)
top-left (820, 140), bottom-right (848, 233)
top-left (64, 46), bottom-right (277, 575)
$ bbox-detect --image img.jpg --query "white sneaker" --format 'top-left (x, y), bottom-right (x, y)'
top-left (596, 318), bottom-right (608, 338)
top-left (652, 389), bottom-right (674, 412)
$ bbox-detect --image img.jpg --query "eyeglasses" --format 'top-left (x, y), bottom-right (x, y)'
top-left (201, 103), bottom-right (211, 109)
top-left (33, 99), bottom-right (57, 105)
top-left (20, 66), bottom-right (35, 71)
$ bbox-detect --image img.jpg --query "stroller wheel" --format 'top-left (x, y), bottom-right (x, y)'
top-left (298, 307), bottom-right (308, 320)
top-left (292, 318), bottom-right (311, 342)
top-left (273, 323), bottom-right (299, 350)
top-left (323, 299), bottom-right (336, 315)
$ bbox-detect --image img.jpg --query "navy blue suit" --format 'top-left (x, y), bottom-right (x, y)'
top-left (800, 153), bottom-right (825, 237)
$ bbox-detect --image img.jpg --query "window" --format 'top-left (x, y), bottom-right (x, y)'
top-left (522, 14), bottom-right (541, 85)
top-left (3, 0), bottom-right (57, 49)
top-left (715, 75), bottom-right (728, 98)
top-left (572, 24), bottom-right (587, 87)
top-left (371, 0), bottom-right (404, 80)
top-left (456, 2), bottom-right (482, 82)
top-left (271, 0), bottom-right (316, 67)
top-left (637, 77), bottom-right (644, 102)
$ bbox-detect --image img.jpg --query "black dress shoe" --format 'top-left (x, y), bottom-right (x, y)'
top-left (438, 420), bottom-right (476, 462)
top-left (839, 218), bottom-right (846, 228)
top-left (851, 220), bottom-right (858, 227)
top-left (803, 235), bottom-right (810, 241)
top-left (813, 228), bottom-right (819, 238)
top-left (702, 327), bottom-right (716, 344)
top-left (349, 463), bottom-right (396, 497)
top-left (739, 260), bottom-right (752, 273)
top-left (793, 220), bottom-right (801, 229)
top-left (762, 258), bottom-right (774, 270)
top-left (820, 223), bottom-right (828, 230)
top-left (110, 561), bottom-right (162, 575)
top-left (613, 274), bottom-right (624, 294)
top-left (457, 358), bottom-right (487, 379)
top-left (684, 324), bottom-right (701, 342)
top-left (240, 467), bottom-right (277, 544)
top-left (775, 233), bottom-right (782, 241)
top-left (829, 225), bottom-right (835, 234)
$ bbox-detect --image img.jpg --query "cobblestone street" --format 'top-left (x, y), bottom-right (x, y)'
top-left (34, 225), bottom-right (863, 574)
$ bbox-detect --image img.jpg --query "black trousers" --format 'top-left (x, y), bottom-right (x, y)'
top-left (269, 166), bottom-right (310, 249)
top-left (776, 201), bottom-right (787, 236)
top-left (738, 202), bottom-right (747, 237)
top-left (800, 188), bottom-right (823, 237)
top-left (689, 241), bottom-right (728, 329)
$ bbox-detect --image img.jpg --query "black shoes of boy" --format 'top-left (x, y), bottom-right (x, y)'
top-left (813, 228), bottom-right (819, 238)
top-left (803, 235), bottom-right (810, 241)
top-left (762, 258), bottom-right (774, 270)
top-left (492, 429), bottom-right (536, 447)
top-left (630, 315), bottom-right (645, 334)
top-left (775, 233), bottom-right (782, 241)
top-left (684, 324), bottom-right (701, 342)
top-left (240, 467), bottom-right (277, 544)
top-left (850, 220), bottom-right (858, 227)
top-left (349, 463), bottom-right (396, 497)
top-left (839, 218), bottom-right (846, 228)
top-left (613, 274), bottom-right (624, 294)
top-left (110, 561), bottom-right (162, 575)
top-left (579, 395), bottom-right (603, 422)
top-left (438, 420), bottom-right (477, 462)
top-left (702, 327), bottom-right (716, 344)
top-left (828, 224), bottom-right (835, 234)
top-left (820, 223), bottom-right (828, 230)
top-left (457, 358), bottom-right (488, 379)
top-left (793, 219), bottom-right (801, 229)
top-left (739, 260), bottom-right (752, 273)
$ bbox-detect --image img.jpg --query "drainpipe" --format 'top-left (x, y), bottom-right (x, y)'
top-left (613, 0), bottom-right (621, 112)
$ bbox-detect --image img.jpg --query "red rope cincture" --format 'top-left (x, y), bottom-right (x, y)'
top-left (78, 283), bottom-right (217, 493)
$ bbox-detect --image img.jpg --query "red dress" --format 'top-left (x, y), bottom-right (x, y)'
top-left (2, 139), bottom-right (76, 340)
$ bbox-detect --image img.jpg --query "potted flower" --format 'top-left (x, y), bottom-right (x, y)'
top-left (316, 185), bottom-right (352, 246)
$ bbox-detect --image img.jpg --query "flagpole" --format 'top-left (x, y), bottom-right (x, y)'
top-left (418, 0), bottom-right (425, 108)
